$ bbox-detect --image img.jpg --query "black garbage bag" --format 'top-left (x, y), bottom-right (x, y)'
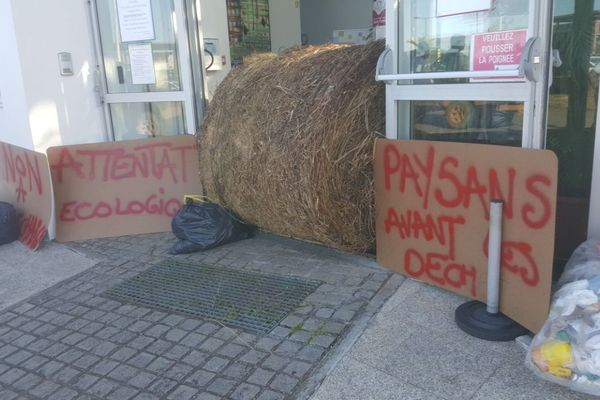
top-left (0, 202), bottom-right (20, 245)
top-left (168, 199), bottom-right (254, 254)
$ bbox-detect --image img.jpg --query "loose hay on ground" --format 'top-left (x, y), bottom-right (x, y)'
top-left (198, 40), bottom-right (385, 253)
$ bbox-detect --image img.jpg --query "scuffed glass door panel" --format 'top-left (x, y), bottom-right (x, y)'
top-left (109, 102), bottom-right (185, 141)
top-left (403, 100), bottom-right (524, 146)
top-left (96, 0), bottom-right (182, 94)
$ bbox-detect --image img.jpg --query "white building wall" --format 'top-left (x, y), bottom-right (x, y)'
top-left (200, 0), bottom-right (301, 100)
top-left (269, 0), bottom-right (302, 52)
top-left (0, 0), bottom-right (33, 150)
top-left (200, 1), bottom-right (233, 100)
top-left (2, 0), bottom-right (303, 148)
top-left (10, 0), bottom-right (106, 152)
top-left (300, 0), bottom-right (372, 45)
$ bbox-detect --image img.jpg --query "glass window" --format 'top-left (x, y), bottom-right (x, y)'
top-left (547, 0), bottom-right (599, 199)
top-left (398, 0), bottom-right (529, 82)
top-left (547, 0), bottom-right (600, 266)
top-left (226, 0), bottom-right (271, 66)
top-left (400, 100), bottom-right (523, 146)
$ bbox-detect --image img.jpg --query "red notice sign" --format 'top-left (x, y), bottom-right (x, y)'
top-left (470, 29), bottom-right (527, 81)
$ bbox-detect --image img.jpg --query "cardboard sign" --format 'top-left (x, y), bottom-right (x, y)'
top-left (47, 135), bottom-right (201, 242)
top-left (0, 142), bottom-right (53, 250)
top-left (374, 139), bottom-right (558, 332)
top-left (470, 29), bottom-right (527, 81)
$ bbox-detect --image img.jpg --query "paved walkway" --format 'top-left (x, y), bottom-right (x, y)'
top-left (0, 233), bottom-right (393, 399)
top-left (310, 279), bottom-right (595, 400)
top-left (1, 232), bottom-right (596, 399)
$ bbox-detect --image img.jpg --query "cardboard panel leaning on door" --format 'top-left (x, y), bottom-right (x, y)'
top-left (0, 141), bottom-right (53, 250)
top-left (374, 139), bottom-right (558, 333)
top-left (47, 135), bottom-right (201, 242)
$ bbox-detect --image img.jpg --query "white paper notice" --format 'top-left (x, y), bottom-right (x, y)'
top-left (437, 0), bottom-right (492, 17)
top-left (117, 0), bottom-right (155, 43)
top-left (128, 44), bottom-right (156, 85)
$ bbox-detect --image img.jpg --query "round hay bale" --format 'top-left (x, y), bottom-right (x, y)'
top-left (198, 40), bottom-right (385, 253)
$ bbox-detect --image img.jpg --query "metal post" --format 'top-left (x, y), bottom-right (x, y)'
top-left (455, 199), bottom-right (527, 341)
top-left (486, 200), bottom-right (503, 315)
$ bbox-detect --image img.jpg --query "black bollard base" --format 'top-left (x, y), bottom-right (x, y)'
top-left (455, 300), bottom-right (528, 342)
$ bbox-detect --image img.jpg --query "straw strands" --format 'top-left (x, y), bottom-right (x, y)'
top-left (198, 40), bottom-right (385, 253)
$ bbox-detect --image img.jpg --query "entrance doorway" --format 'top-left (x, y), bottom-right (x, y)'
top-left (549, 0), bottom-right (600, 266)
top-left (379, 0), bottom-right (600, 274)
top-left (379, 0), bottom-right (552, 148)
top-left (88, 0), bottom-right (202, 141)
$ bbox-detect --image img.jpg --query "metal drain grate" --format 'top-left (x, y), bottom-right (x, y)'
top-left (103, 260), bottom-right (322, 334)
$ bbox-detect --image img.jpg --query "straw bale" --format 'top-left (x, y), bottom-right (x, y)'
top-left (198, 40), bottom-right (385, 253)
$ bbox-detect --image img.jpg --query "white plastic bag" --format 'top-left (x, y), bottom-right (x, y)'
top-left (527, 240), bottom-right (600, 395)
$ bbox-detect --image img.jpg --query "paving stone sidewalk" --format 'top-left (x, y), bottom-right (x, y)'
top-left (0, 233), bottom-right (393, 399)
top-left (310, 279), bottom-right (595, 400)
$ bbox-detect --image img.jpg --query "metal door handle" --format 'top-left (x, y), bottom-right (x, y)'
top-left (375, 47), bottom-right (393, 84)
top-left (93, 67), bottom-right (104, 105)
top-left (552, 49), bottom-right (562, 68)
top-left (375, 47), bottom-right (522, 82)
top-left (519, 37), bottom-right (541, 82)
top-left (549, 49), bottom-right (562, 87)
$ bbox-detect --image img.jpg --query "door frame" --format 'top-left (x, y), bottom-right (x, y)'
top-left (88, 0), bottom-right (201, 140)
top-left (382, 0), bottom-right (554, 149)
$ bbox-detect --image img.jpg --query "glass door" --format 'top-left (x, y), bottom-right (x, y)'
top-left (549, 1), bottom-right (600, 267)
top-left (89, 0), bottom-right (198, 141)
top-left (380, 0), bottom-right (553, 149)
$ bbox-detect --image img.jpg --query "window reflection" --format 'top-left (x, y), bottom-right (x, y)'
top-left (400, 0), bottom-right (528, 77)
top-left (547, 0), bottom-right (600, 267)
top-left (547, 0), bottom-right (599, 198)
top-left (408, 100), bottom-right (523, 146)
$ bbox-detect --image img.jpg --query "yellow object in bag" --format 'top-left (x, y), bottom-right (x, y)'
top-left (548, 366), bottom-right (572, 379)
top-left (540, 341), bottom-right (573, 367)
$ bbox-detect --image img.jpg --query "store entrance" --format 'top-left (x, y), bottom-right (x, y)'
top-left (379, 0), bottom-right (552, 148)
top-left (88, 0), bottom-right (202, 141)
top-left (378, 0), bottom-right (600, 276)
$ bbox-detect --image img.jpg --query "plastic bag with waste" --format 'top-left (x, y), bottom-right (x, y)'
top-left (0, 202), bottom-right (20, 245)
top-left (527, 240), bottom-right (600, 395)
top-left (168, 198), bottom-right (253, 255)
